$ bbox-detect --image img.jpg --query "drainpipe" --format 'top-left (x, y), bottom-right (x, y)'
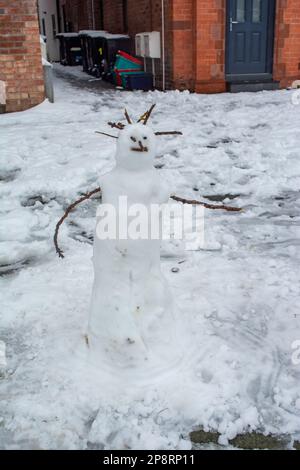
top-left (161, 0), bottom-right (165, 91)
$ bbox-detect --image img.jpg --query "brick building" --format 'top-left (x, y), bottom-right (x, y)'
top-left (0, 0), bottom-right (45, 113)
top-left (61, 0), bottom-right (300, 92)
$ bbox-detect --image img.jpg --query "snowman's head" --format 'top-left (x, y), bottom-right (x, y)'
top-left (96, 105), bottom-right (182, 172)
top-left (115, 123), bottom-right (156, 171)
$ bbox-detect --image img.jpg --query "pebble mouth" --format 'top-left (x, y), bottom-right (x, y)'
top-left (131, 147), bottom-right (148, 152)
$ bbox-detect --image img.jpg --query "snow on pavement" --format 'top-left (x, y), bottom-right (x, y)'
top-left (0, 65), bottom-right (300, 449)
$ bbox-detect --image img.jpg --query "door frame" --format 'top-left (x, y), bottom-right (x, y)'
top-left (225, 0), bottom-right (277, 82)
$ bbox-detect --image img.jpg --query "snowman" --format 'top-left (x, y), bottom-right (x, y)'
top-left (87, 107), bottom-right (181, 371)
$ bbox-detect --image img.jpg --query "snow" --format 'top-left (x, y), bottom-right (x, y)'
top-left (42, 58), bottom-right (52, 67)
top-left (0, 341), bottom-right (6, 368)
top-left (79, 30), bottom-right (107, 37)
top-left (0, 66), bottom-right (300, 449)
top-left (79, 30), bottom-right (129, 39)
top-left (56, 33), bottom-right (79, 38)
top-left (54, 63), bottom-right (102, 81)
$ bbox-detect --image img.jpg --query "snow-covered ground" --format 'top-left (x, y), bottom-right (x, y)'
top-left (0, 66), bottom-right (300, 449)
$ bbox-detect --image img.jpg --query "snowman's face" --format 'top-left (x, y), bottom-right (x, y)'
top-left (115, 123), bottom-right (156, 171)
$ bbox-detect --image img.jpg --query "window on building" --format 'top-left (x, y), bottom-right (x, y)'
top-left (236, 0), bottom-right (245, 23)
top-left (51, 14), bottom-right (57, 38)
top-left (122, 0), bottom-right (128, 33)
top-left (252, 0), bottom-right (262, 23)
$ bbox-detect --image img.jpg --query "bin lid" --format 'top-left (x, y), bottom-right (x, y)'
top-left (56, 33), bottom-right (79, 38)
top-left (78, 30), bottom-right (129, 39)
top-left (78, 30), bottom-right (107, 38)
top-left (103, 33), bottom-right (130, 39)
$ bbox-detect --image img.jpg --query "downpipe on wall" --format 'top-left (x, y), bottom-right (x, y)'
top-left (161, 0), bottom-right (165, 91)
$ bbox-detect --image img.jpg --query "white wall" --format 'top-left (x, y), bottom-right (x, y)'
top-left (38, 0), bottom-right (60, 62)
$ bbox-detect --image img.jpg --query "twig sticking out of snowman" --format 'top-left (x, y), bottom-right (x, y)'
top-left (54, 105), bottom-right (242, 258)
top-left (95, 105), bottom-right (183, 139)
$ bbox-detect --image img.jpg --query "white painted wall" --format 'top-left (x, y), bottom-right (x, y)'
top-left (38, 0), bottom-right (60, 62)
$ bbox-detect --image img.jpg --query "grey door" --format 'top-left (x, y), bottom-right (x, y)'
top-left (226, 0), bottom-right (275, 79)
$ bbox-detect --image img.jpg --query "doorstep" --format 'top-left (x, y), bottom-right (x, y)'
top-left (228, 81), bottom-right (280, 93)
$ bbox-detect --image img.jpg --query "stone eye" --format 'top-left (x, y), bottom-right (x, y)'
top-left (143, 136), bottom-right (147, 140)
top-left (130, 136), bottom-right (137, 142)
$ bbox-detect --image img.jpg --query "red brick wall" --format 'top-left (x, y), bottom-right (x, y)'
top-left (61, 0), bottom-right (173, 90)
top-left (60, 0), bottom-right (300, 93)
top-left (0, 0), bottom-right (44, 113)
top-left (170, 0), bottom-right (226, 92)
top-left (100, 0), bottom-right (226, 91)
top-left (101, 0), bottom-right (163, 36)
top-left (170, 0), bottom-right (300, 92)
top-left (194, 0), bottom-right (226, 93)
top-left (61, 0), bottom-right (104, 31)
top-left (171, 0), bottom-right (195, 90)
top-left (273, 0), bottom-right (300, 88)
top-left (101, 0), bottom-right (174, 90)
top-left (102, 0), bottom-right (124, 33)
